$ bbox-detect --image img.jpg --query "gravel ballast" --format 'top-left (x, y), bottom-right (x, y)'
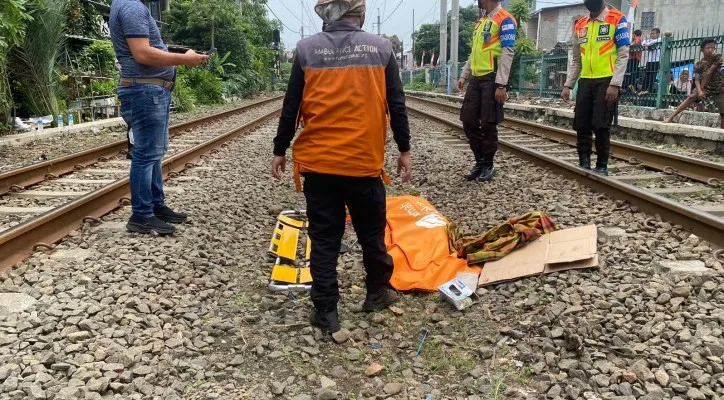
top-left (0, 111), bottom-right (721, 399)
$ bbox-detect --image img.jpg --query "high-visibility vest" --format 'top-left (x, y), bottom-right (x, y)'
top-left (470, 9), bottom-right (517, 77)
top-left (575, 9), bottom-right (626, 79)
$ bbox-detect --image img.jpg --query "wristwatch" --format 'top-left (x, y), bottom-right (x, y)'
top-left (497, 84), bottom-right (506, 89)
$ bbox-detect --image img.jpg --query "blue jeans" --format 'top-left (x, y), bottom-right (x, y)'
top-left (118, 83), bottom-right (171, 218)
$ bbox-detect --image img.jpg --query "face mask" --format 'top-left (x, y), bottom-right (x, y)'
top-left (584, 0), bottom-right (603, 13)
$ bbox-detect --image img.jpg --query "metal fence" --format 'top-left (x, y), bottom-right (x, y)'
top-left (512, 28), bottom-right (724, 111)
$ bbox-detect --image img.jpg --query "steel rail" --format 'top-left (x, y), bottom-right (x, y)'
top-left (0, 95), bottom-right (283, 196)
top-left (0, 108), bottom-right (281, 269)
top-left (407, 106), bottom-right (724, 249)
top-left (407, 95), bottom-right (724, 186)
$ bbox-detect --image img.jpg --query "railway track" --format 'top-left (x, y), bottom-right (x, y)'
top-left (406, 95), bottom-right (724, 251)
top-left (0, 99), bottom-right (283, 269)
top-left (0, 95), bottom-right (283, 196)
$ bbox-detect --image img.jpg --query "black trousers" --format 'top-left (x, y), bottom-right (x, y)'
top-left (302, 173), bottom-right (393, 312)
top-left (460, 73), bottom-right (503, 159)
top-left (573, 77), bottom-right (615, 157)
top-left (644, 61), bottom-right (660, 92)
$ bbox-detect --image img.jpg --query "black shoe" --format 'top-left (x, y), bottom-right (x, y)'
top-left (154, 205), bottom-right (187, 223)
top-left (362, 287), bottom-right (398, 311)
top-left (578, 151), bottom-right (591, 170)
top-left (126, 214), bottom-right (175, 235)
top-left (593, 167), bottom-right (609, 176)
top-left (464, 159), bottom-right (485, 181)
top-left (310, 308), bottom-right (341, 334)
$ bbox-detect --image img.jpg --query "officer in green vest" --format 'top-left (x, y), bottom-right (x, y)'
top-left (457, 0), bottom-right (517, 182)
top-left (562, 0), bottom-right (630, 176)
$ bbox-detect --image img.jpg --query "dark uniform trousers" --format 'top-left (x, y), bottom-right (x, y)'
top-left (302, 173), bottom-right (394, 312)
top-left (460, 72), bottom-right (504, 160)
top-left (573, 77), bottom-right (615, 161)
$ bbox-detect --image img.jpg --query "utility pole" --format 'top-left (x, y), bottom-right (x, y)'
top-left (450, 0), bottom-right (459, 80)
top-left (412, 9), bottom-right (415, 68)
top-left (377, 8), bottom-right (381, 35)
top-left (301, 0), bottom-right (305, 39)
top-left (401, 38), bottom-right (404, 69)
top-left (439, 0), bottom-right (448, 86)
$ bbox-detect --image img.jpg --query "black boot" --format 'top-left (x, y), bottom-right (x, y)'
top-left (310, 308), bottom-right (341, 333)
top-left (594, 152), bottom-right (609, 176)
top-left (477, 152), bottom-right (496, 182)
top-left (464, 156), bottom-right (485, 181)
top-left (578, 151), bottom-right (591, 170)
top-left (362, 287), bottom-right (398, 311)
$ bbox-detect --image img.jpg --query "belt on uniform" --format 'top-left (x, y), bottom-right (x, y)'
top-left (119, 77), bottom-right (175, 91)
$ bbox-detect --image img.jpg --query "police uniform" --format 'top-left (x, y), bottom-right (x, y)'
top-left (564, 6), bottom-right (630, 175)
top-left (459, 4), bottom-right (517, 182)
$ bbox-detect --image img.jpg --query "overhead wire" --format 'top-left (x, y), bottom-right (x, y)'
top-left (303, 0), bottom-right (320, 33)
top-left (265, 3), bottom-right (300, 34)
top-left (381, 0), bottom-right (404, 24)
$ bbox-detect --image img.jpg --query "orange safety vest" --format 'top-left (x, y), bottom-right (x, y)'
top-left (291, 28), bottom-right (395, 191)
top-left (385, 196), bottom-right (481, 292)
top-left (575, 9), bottom-right (626, 79)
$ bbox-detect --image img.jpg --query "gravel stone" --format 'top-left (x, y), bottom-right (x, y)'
top-left (383, 382), bottom-right (403, 395)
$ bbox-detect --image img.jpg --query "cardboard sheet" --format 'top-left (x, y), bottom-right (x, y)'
top-left (478, 225), bottom-right (599, 286)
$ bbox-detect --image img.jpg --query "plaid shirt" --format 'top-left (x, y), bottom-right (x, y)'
top-left (449, 211), bottom-right (559, 265)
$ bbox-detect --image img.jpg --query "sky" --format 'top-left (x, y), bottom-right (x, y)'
top-left (265, 0), bottom-right (581, 51)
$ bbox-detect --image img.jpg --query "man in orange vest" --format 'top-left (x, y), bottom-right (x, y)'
top-left (562, 0), bottom-right (630, 175)
top-left (271, 0), bottom-right (412, 334)
top-left (457, 0), bottom-right (517, 182)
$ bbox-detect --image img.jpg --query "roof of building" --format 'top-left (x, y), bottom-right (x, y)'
top-left (531, 3), bottom-right (585, 17)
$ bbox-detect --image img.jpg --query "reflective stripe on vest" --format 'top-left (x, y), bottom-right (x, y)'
top-left (575, 10), bottom-right (624, 79)
top-left (470, 10), bottom-right (515, 77)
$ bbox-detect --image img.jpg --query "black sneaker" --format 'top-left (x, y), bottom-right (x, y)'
top-left (362, 287), bottom-right (398, 311)
top-left (126, 214), bottom-right (175, 235)
top-left (154, 205), bottom-right (187, 223)
top-left (310, 308), bottom-right (341, 334)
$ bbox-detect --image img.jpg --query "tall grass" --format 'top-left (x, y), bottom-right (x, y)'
top-left (11, 0), bottom-right (67, 119)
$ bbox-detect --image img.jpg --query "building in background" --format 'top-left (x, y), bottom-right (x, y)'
top-left (629, 0), bottom-right (722, 35)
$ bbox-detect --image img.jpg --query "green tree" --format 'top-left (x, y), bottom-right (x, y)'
top-left (382, 34), bottom-right (403, 57)
top-left (10, 0), bottom-right (66, 120)
top-left (410, 5), bottom-right (480, 66)
top-left (0, 0), bottom-right (33, 129)
top-left (163, 0), bottom-right (279, 99)
top-left (65, 0), bottom-right (102, 38)
top-left (508, 0), bottom-right (540, 88)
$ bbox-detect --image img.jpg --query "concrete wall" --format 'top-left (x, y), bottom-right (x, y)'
top-left (537, 9), bottom-right (560, 51)
top-left (555, 5), bottom-right (588, 45)
top-left (633, 0), bottom-right (723, 35)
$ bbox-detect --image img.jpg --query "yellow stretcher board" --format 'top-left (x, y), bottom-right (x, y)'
top-left (268, 210), bottom-right (313, 292)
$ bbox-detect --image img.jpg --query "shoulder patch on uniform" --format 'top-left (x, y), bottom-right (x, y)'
top-left (598, 25), bottom-right (610, 36)
top-left (579, 27), bottom-right (588, 38)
